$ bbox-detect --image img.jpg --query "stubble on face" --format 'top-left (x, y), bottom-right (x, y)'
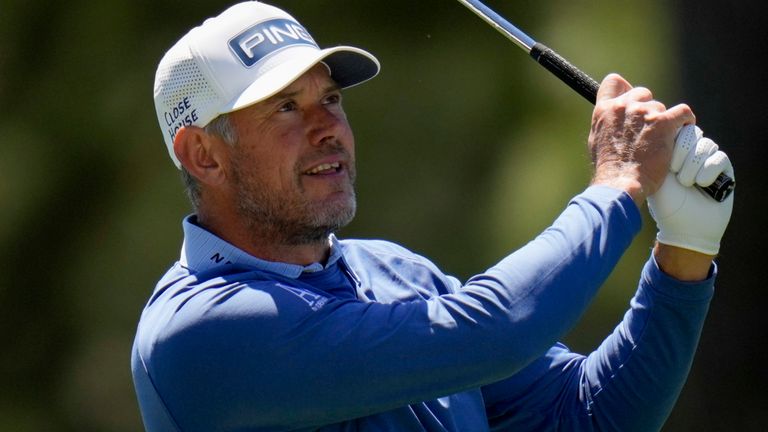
top-left (229, 140), bottom-right (357, 246)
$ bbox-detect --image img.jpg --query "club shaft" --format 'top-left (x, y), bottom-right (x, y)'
top-left (455, 0), bottom-right (534, 52)
top-left (456, 0), bottom-right (735, 202)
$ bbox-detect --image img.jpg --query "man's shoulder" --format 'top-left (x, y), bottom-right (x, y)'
top-left (141, 263), bottom-right (325, 331)
top-left (338, 238), bottom-right (430, 263)
top-left (148, 262), bottom-right (275, 303)
top-left (337, 238), bottom-right (460, 295)
top-left (135, 264), bottom-right (330, 359)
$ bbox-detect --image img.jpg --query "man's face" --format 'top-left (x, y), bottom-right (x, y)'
top-left (225, 64), bottom-right (357, 245)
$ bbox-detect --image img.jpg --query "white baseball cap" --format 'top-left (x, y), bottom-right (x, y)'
top-left (154, 1), bottom-right (380, 168)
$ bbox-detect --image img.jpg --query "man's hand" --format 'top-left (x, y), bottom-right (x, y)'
top-left (588, 74), bottom-right (696, 206)
top-left (648, 126), bottom-right (734, 257)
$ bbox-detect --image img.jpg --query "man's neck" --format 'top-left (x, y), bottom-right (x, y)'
top-left (195, 210), bottom-right (332, 266)
top-left (240, 238), bottom-right (332, 267)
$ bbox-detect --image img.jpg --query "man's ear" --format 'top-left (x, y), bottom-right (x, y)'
top-left (173, 126), bottom-right (228, 186)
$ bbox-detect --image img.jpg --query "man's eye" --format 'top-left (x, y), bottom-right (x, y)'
top-left (278, 101), bottom-right (297, 112)
top-left (323, 94), bottom-right (341, 105)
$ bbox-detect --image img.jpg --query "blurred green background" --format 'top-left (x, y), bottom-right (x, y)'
top-left (1, 0), bottom-right (765, 430)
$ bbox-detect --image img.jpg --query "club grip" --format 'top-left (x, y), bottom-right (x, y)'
top-left (530, 43), bottom-right (599, 104)
top-left (697, 173), bottom-right (735, 202)
top-left (530, 42), bottom-right (734, 202)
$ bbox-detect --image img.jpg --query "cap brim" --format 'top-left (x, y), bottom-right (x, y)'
top-left (224, 45), bottom-right (380, 114)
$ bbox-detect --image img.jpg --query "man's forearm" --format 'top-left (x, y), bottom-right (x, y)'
top-left (481, 254), bottom-right (716, 431)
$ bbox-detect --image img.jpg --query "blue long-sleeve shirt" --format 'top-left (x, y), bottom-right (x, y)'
top-left (131, 186), bottom-right (715, 431)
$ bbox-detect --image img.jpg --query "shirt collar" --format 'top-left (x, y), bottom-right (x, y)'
top-left (179, 215), bottom-right (343, 278)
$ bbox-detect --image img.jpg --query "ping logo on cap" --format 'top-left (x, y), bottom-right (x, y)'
top-left (229, 18), bottom-right (318, 67)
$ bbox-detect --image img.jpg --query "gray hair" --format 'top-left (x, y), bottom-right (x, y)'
top-left (181, 114), bottom-right (238, 209)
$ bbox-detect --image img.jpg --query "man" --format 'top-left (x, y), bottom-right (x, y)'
top-left (132, 2), bottom-right (734, 431)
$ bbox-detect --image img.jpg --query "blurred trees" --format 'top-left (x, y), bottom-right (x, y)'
top-left (0, 0), bottom-right (763, 430)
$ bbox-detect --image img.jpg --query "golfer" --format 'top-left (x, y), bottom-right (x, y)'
top-left (132, 2), bottom-right (734, 431)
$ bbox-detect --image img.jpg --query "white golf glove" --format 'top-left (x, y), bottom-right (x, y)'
top-left (647, 125), bottom-right (734, 255)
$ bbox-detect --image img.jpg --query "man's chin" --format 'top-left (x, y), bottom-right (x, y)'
top-left (316, 190), bottom-right (356, 220)
top-left (316, 200), bottom-right (356, 232)
top-left (284, 200), bottom-right (356, 245)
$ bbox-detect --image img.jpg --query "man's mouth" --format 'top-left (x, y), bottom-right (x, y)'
top-left (304, 162), bottom-right (342, 175)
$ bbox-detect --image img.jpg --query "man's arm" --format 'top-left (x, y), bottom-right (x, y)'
top-left (482, 254), bottom-right (715, 432)
top-left (480, 71), bottom-right (733, 431)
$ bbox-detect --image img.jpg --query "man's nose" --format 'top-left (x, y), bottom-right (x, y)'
top-left (306, 106), bottom-right (344, 146)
